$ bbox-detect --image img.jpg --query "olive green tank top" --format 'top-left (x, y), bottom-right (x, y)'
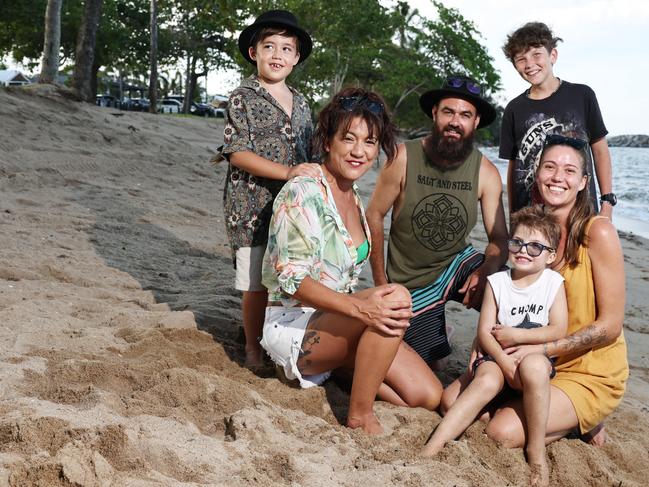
top-left (386, 139), bottom-right (482, 289)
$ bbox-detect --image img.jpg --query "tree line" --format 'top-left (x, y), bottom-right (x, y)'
top-left (0, 0), bottom-right (503, 140)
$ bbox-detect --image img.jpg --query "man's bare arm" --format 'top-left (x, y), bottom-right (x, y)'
top-left (366, 143), bottom-right (407, 286)
top-left (460, 156), bottom-right (509, 309)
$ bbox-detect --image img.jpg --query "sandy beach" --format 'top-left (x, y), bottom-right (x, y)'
top-left (1, 85), bottom-right (648, 486)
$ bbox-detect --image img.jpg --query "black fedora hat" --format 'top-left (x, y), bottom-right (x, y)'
top-left (419, 75), bottom-right (496, 129)
top-left (238, 10), bottom-right (312, 65)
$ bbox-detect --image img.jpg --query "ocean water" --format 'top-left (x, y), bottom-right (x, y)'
top-left (481, 146), bottom-right (649, 239)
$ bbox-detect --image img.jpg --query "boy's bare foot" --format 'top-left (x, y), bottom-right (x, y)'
top-left (581, 422), bottom-right (607, 446)
top-left (347, 414), bottom-right (384, 435)
top-left (529, 462), bottom-right (549, 487)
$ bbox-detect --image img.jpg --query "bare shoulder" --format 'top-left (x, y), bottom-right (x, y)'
top-left (587, 217), bottom-right (623, 262)
top-left (479, 153), bottom-right (503, 193)
top-left (378, 142), bottom-right (407, 182)
top-left (588, 217), bottom-right (620, 245)
top-left (390, 142), bottom-right (408, 171)
top-left (479, 153), bottom-right (500, 174)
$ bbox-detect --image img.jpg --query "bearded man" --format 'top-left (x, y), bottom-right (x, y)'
top-left (366, 75), bottom-right (508, 370)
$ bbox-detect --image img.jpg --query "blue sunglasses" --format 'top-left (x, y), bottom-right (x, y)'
top-left (446, 76), bottom-right (481, 95)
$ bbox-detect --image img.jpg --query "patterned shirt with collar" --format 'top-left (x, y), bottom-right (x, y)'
top-left (222, 75), bottom-right (313, 261)
top-left (262, 168), bottom-right (371, 307)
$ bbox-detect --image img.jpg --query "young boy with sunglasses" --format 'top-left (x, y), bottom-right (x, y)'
top-left (423, 205), bottom-right (566, 486)
top-left (499, 22), bottom-right (615, 219)
top-left (221, 10), bottom-right (321, 366)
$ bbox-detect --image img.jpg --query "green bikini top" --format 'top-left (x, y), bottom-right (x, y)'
top-left (356, 239), bottom-right (369, 264)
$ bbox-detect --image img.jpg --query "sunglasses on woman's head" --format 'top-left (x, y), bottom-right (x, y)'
top-left (339, 96), bottom-right (384, 115)
top-left (544, 133), bottom-right (588, 150)
top-left (446, 76), bottom-right (481, 95)
top-left (507, 238), bottom-right (555, 257)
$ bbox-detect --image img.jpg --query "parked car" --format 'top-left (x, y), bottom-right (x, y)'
top-left (190, 101), bottom-right (215, 117)
top-left (158, 98), bottom-right (182, 114)
top-left (121, 97), bottom-right (150, 111)
top-left (96, 94), bottom-right (119, 108)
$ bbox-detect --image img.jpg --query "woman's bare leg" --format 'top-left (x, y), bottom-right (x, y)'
top-left (422, 361), bottom-right (504, 457)
top-left (347, 327), bottom-right (402, 433)
top-left (379, 341), bottom-right (443, 410)
top-left (297, 285), bottom-right (410, 434)
top-left (485, 384), bottom-right (578, 448)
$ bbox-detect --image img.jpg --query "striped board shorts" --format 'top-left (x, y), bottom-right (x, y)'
top-left (403, 245), bottom-right (484, 366)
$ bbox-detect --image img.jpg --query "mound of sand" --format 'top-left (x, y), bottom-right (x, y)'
top-left (0, 84), bottom-right (648, 486)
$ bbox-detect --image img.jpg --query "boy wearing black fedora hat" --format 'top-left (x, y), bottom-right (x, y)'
top-left (367, 75), bottom-right (508, 371)
top-left (221, 10), bottom-right (320, 366)
top-left (500, 22), bottom-right (614, 220)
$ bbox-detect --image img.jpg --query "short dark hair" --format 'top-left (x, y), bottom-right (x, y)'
top-left (250, 27), bottom-right (300, 53)
top-left (502, 22), bottom-right (563, 62)
top-left (313, 88), bottom-right (398, 164)
top-left (510, 205), bottom-right (561, 250)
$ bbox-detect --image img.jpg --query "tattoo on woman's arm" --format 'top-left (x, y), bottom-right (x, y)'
top-left (561, 325), bottom-right (608, 353)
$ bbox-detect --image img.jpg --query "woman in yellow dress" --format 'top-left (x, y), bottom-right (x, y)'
top-left (484, 133), bottom-right (628, 484)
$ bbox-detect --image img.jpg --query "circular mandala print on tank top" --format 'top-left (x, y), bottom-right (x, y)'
top-left (411, 194), bottom-right (468, 251)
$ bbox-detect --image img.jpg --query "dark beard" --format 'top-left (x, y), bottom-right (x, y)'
top-left (426, 124), bottom-right (475, 169)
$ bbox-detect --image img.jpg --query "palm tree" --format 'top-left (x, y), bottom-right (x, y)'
top-left (73, 0), bottom-right (103, 101)
top-left (40, 0), bottom-right (63, 84)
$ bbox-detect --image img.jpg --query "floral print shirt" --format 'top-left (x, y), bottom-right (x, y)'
top-left (222, 75), bottom-right (313, 260)
top-left (262, 169), bottom-right (371, 306)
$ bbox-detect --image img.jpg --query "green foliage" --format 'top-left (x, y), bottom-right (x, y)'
top-left (0, 0), bottom-right (502, 137)
top-left (231, 0), bottom-right (501, 138)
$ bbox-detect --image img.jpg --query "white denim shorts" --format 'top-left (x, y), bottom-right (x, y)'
top-left (260, 306), bottom-right (331, 389)
top-left (234, 245), bottom-right (265, 291)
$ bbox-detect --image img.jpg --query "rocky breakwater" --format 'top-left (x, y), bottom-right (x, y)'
top-left (607, 134), bottom-right (649, 147)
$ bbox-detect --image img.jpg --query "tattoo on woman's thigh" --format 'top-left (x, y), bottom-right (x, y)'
top-left (299, 330), bottom-right (321, 359)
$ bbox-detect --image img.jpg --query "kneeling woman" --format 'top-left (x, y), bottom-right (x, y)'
top-left (260, 88), bottom-right (442, 434)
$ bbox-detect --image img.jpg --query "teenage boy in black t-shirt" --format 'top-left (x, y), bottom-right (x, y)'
top-left (499, 22), bottom-right (615, 218)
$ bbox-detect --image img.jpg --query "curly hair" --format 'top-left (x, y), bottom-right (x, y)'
top-left (502, 22), bottom-right (563, 62)
top-left (510, 205), bottom-right (561, 250)
top-left (313, 88), bottom-right (398, 164)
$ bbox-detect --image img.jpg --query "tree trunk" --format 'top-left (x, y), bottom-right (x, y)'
top-left (73, 0), bottom-right (103, 102)
top-left (40, 0), bottom-right (63, 84)
top-left (148, 0), bottom-right (158, 113)
top-left (182, 51), bottom-right (192, 114)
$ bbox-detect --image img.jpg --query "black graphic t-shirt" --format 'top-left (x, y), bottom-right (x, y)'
top-left (387, 139), bottom-right (481, 289)
top-left (499, 81), bottom-right (607, 212)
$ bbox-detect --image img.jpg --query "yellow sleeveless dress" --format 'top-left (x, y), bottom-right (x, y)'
top-left (551, 217), bottom-right (629, 433)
